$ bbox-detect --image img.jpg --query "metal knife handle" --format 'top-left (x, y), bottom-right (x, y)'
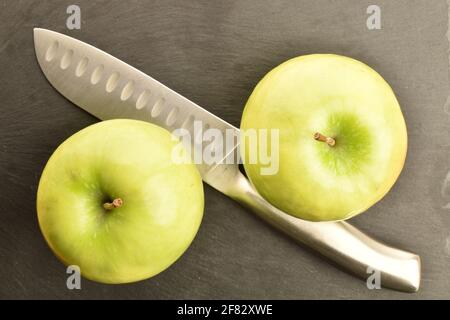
top-left (226, 171), bottom-right (421, 292)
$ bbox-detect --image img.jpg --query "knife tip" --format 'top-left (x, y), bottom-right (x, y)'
top-left (33, 27), bottom-right (50, 36)
top-left (33, 28), bottom-right (41, 39)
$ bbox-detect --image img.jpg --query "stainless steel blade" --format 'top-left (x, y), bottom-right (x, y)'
top-left (34, 28), bottom-right (421, 292)
top-left (33, 28), bottom-right (237, 181)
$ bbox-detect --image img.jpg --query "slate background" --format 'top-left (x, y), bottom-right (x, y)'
top-left (0, 0), bottom-right (449, 299)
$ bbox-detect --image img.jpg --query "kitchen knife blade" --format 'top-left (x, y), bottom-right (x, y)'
top-left (33, 28), bottom-right (421, 292)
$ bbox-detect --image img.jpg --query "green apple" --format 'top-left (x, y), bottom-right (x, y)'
top-left (37, 119), bottom-right (204, 283)
top-left (241, 54), bottom-right (407, 221)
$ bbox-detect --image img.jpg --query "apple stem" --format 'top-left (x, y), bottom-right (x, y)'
top-left (103, 198), bottom-right (123, 210)
top-left (314, 132), bottom-right (336, 147)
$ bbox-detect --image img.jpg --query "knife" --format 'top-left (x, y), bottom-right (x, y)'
top-left (33, 28), bottom-right (420, 292)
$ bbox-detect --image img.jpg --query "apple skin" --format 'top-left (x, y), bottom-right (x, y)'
top-left (37, 119), bottom-right (204, 284)
top-left (241, 54), bottom-right (407, 221)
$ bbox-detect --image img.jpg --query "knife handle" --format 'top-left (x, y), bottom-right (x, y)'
top-left (226, 171), bottom-right (421, 292)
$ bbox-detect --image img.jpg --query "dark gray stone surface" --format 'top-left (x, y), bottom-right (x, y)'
top-left (0, 0), bottom-right (449, 299)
